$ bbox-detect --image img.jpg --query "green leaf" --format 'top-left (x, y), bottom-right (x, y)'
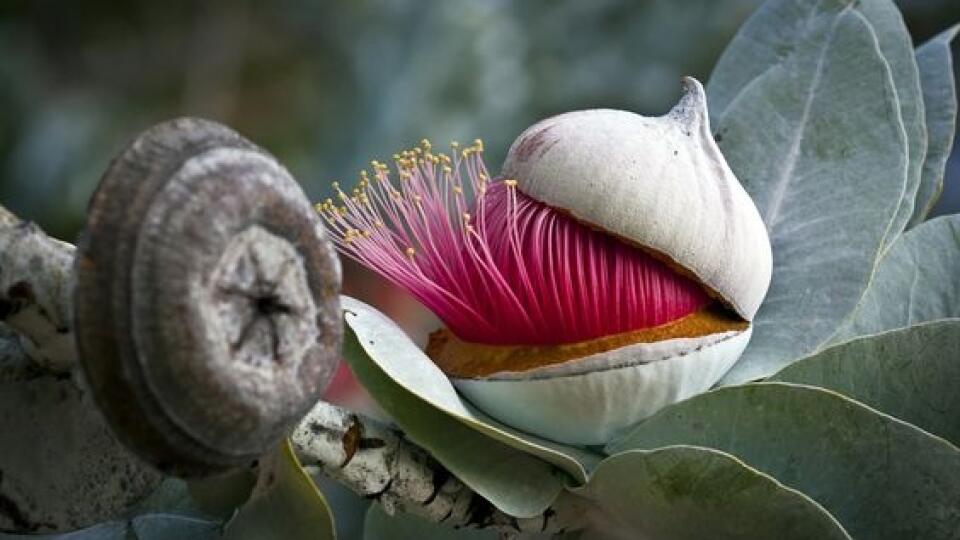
top-left (575, 446), bottom-right (849, 540)
top-left (910, 24), bottom-right (960, 226)
top-left (342, 298), bottom-right (568, 518)
top-left (186, 469), bottom-right (257, 521)
top-left (0, 516), bottom-right (222, 540)
top-left (832, 214), bottom-right (960, 341)
top-left (853, 0), bottom-right (926, 248)
top-left (609, 382), bottom-right (960, 540)
top-left (707, 0), bottom-right (909, 383)
top-left (129, 514), bottom-right (221, 540)
top-left (0, 523), bottom-right (129, 540)
top-left (773, 319), bottom-right (960, 447)
top-left (223, 440), bottom-right (335, 540)
top-left (123, 479), bottom-right (213, 519)
top-left (362, 504), bottom-right (498, 540)
top-left (341, 297), bottom-right (599, 480)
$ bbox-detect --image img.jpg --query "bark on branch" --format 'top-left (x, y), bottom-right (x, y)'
top-left (0, 205), bottom-right (76, 373)
top-left (0, 202), bottom-right (586, 537)
top-left (292, 399), bottom-right (586, 537)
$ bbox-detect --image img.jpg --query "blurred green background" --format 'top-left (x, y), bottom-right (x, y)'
top-left (2, 0), bottom-right (958, 355)
top-left (1, 2), bottom-right (956, 537)
top-left (2, 0), bottom-right (957, 356)
top-left (3, 0), bottom-right (957, 239)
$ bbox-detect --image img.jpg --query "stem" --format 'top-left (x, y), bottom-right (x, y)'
top-left (292, 399), bottom-right (586, 536)
top-left (0, 205), bottom-right (76, 373)
top-left (0, 203), bottom-right (588, 536)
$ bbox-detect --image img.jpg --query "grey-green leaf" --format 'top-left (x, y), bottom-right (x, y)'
top-left (341, 297), bottom-right (599, 482)
top-left (708, 0), bottom-right (908, 384)
top-left (574, 446), bottom-right (850, 540)
top-left (0, 516), bottom-right (222, 540)
top-left (832, 214), bottom-right (960, 341)
top-left (773, 319), bottom-right (960, 447)
top-left (185, 469), bottom-right (257, 521)
top-left (910, 24), bottom-right (960, 226)
top-left (130, 515), bottom-right (221, 540)
top-left (608, 382), bottom-right (960, 540)
top-left (0, 523), bottom-right (128, 540)
top-left (123, 478), bottom-right (216, 520)
top-left (854, 0), bottom-right (926, 248)
top-left (222, 440), bottom-right (336, 540)
top-left (342, 296), bottom-right (569, 518)
top-left (362, 504), bottom-right (498, 540)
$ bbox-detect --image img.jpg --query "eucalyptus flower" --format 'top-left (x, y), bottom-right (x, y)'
top-left (319, 77), bottom-right (771, 444)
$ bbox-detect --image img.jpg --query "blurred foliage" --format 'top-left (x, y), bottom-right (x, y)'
top-left (0, 3), bottom-right (956, 536)
top-left (0, 0), bottom-right (956, 260)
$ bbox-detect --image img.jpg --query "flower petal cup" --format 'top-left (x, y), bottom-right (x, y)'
top-left (320, 76), bottom-right (772, 445)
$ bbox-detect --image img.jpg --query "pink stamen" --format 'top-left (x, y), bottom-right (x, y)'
top-left (317, 140), bottom-right (708, 345)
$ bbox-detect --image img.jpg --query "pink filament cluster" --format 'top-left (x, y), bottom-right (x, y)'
top-left (317, 140), bottom-right (707, 346)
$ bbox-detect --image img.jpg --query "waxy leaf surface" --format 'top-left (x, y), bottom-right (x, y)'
top-left (342, 296), bottom-right (604, 518)
top-left (362, 504), bottom-right (499, 540)
top-left (910, 24), bottom-right (960, 226)
top-left (222, 440), bottom-right (335, 540)
top-left (609, 382), bottom-right (960, 540)
top-left (576, 446), bottom-right (849, 540)
top-left (774, 319), bottom-right (960, 447)
top-left (833, 214), bottom-right (960, 341)
top-left (0, 516), bottom-right (221, 540)
top-left (708, 0), bottom-right (908, 383)
top-left (853, 0), bottom-right (925, 247)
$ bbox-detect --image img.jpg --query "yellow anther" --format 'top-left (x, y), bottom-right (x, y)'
top-left (473, 138), bottom-right (484, 152)
top-left (450, 141), bottom-right (460, 148)
top-left (504, 179), bottom-right (518, 187)
top-left (405, 247), bottom-right (416, 258)
top-left (453, 185), bottom-right (463, 194)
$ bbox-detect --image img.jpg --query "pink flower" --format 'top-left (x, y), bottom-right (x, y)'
top-left (317, 139), bottom-right (707, 346)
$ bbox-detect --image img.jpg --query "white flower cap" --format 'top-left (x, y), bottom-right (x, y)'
top-left (501, 77), bottom-right (772, 320)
